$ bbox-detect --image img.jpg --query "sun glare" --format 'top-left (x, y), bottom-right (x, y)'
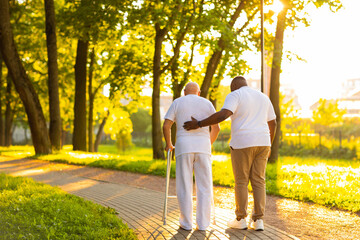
top-left (266, 0), bottom-right (284, 15)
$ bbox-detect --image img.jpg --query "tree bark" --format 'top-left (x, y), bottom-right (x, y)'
top-left (269, 7), bottom-right (288, 163)
top-left (72, 39), bottom-right (88, 151)
top-left (23, 120), bottom-right (28, 144)
top-left (4, 74), bottom-right (13, 146)
top-left (94, 111), bottom-right (109, 152)
top-left (152, 24), bottom-right (167, 160)
top-left (209, 52), bottom-right (229, 109)
top-left (200, 45), bottom-right (224, 98)
top-left (44, 0), bottom-right (61, 150)
top-left (0, 53), bottom-right (4, 146)
top-left (88, 48), bottom-right (95, 152)
top-left (200, 1), bottom-right (246, 98)
top-left (0, 0), bottom-right (51, 154)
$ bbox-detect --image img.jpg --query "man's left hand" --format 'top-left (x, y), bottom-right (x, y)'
top-left (183, 116), bottom-right (199, 131)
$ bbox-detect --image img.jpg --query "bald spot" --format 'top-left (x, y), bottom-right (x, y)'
top-left (184, 82), bottom-right (200, 95)
top-left (230, 76), bottom-right (247, 92)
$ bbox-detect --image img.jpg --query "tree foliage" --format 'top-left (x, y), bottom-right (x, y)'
top-left (312, 98), bottom-right (346, 128)
top-left (0, 0), bottom-right (348, 157)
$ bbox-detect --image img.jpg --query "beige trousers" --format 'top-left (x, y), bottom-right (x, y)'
top-left (230, 146), bottom-right (270, 221)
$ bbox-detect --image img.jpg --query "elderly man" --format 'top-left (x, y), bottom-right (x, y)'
top-left (163, 82), bottom-right (220, 231)
top-left (183, 76), bottom-right (276, 231)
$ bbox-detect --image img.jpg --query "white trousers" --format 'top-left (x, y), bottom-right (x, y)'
top-left (176, 153), bottom-right (213, 230)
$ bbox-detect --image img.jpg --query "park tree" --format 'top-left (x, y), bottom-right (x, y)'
top-left (44, 0), bottom-right (61, 150)
top-left (57, 38), bottom-right (77, 146)
top-left (58, 0), bottom-right (129, 151)
top-left (150, 0), bottom-right (187, 159)
top-left (4, 74), bottom-right (17, 146)
top-left (200, 0), bottom-right (260, 99)
top-left (131, 0), bottom-right (261, 159)
top-left (103, 95), bottom-right (134, 152)
top-left (167, 0), bottom-right (254, 98)
top-left (279, 92), bottom-right (312, 145)
top-left (0, 71), bottom-right (25, 146)
top-left (59, 0), bottom-right (93, 151)
top-left (8, 0), bottom-right (70, 148)
top-left (128, 0), bottom-right (191, 159)
top-left (279, 92), bottom-right (299, 134)
top-left (0, 0), bottom-right (52, 154)
top-left (131, 108), bottom-right (152, 134)
top-left (268, 0), bottom-right (342, 162)
top-left (312, 98), bottom-right (346, 129)
top-left (163, 0), bottom-right (261, 104)
top-left (269, 3), bottom-right (288, 162)
top-left (87, 28), bottom-right (152, 151)
top-left (165, 1), bottom-right (267, 147)
top-left (3, 0), bottom-right (75, 149)
top-left (0, 53), bottom-right (4, 145)
top-left (168, 2), bottom-right (198, 100)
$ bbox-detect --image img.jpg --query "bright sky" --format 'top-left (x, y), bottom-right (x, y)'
top-left (244, 0), bottom-right (360, 116)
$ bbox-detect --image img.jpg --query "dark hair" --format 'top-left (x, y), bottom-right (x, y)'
top-left (232, 76), bottom-right (246, 82)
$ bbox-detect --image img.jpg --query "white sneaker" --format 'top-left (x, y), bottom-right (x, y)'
top-left (250, 219), bottom-right (264, 231)
top-left (227, 218), bottom-right (247, 230)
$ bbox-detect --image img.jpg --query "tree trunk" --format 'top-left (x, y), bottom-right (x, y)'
top-left (269, 7), bottom-right (288, 163)
top-left (0, 53), bottom-right (4, 146)
top-left (88, 48), bottom-right (95, 152)
top-left (24, 121), bottom-right (28, 144)
top-left (44, 0), bottom-right (61, 150)
top-left (200, 48), bottom-right (224, 98)
top-left (94, 111), bottom-right (109, 152)
top-left (72, 39), bottom-right (88, 151)
top-left (0, 0), bottom-right (51, 154)
top-left (152, 24), bottom-right (167, 160)
top-left (5, 74), bottom-right (12, 146)
top-left (209, 52), bottom-right (229, 109)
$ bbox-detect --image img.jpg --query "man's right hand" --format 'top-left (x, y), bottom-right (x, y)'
top-left (165, 144), bottom-right (175, 152)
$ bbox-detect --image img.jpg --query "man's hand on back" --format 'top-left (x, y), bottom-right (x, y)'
top-left (183, 116), bottom-right (200, 131)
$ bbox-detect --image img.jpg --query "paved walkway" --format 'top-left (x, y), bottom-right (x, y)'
top-left (0, 156), bottom-right (299, 240)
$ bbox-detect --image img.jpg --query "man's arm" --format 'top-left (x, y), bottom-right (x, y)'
top-left (183, 109), bottom-right (233, 130)
top-left (210, 124), bottom-right (220, 144)
top-left (268, 119), bottom-right (277, 144)
top-left (163, 119), bottom-right (175, 151)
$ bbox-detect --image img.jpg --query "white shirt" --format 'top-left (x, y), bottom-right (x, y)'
top-left (222, 86), bottom-right (276, 149)
top-left (164, 94), bottom-right (216, 157)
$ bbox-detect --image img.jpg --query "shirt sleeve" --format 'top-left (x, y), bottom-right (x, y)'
top-left (209, 101), bottom-right (216, 114)
top-left (221, 92), bottom-right (238, 113)
top-left (267, 99), bottom-right (276, 121)
top-left (164, 101), bottom-right (176, 122)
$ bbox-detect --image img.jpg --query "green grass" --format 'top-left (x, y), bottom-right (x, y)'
top-left (0, 173), bottom-right (137, 240)
top-left (213, 155), bottom-right (360, 212)
top-left (267, 157), bottom-right (360, 212)
top-left (1, 145), bottom-right (359, 213)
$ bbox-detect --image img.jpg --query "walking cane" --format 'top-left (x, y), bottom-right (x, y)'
top-left (211, 189), bottom-right (216, 225)
top-left (163, 149), bottom-right (173, 225)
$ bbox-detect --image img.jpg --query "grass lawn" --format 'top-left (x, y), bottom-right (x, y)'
top-left (1, 145), bottom-right (359, 213)
top-left (0, 173), bottom-right (137, 239)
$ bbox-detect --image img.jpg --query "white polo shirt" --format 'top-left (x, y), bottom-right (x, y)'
top-left (164, 94), bottom-right (216, 157)
top-left (221, 86), bottom-right (276, 149)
